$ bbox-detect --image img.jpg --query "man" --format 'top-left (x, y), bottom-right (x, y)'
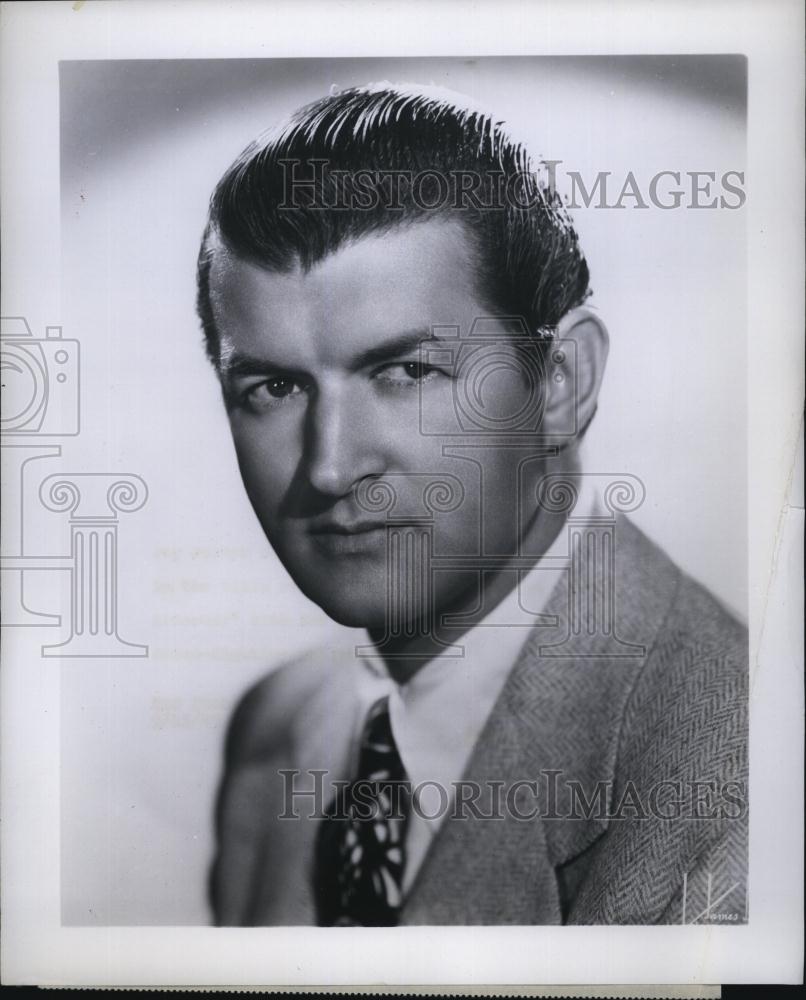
top-left (196, 84), bottom-right (748, 926)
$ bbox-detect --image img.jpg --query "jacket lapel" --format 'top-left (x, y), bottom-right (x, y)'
top-left (400, 691), bottom-right (562, 924)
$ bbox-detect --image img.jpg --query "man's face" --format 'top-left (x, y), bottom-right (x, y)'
top-left (209, 218), bottom-right (543, 629)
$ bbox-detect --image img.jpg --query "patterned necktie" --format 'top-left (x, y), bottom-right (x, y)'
top-left (313, 695), bottom-right (410, 926)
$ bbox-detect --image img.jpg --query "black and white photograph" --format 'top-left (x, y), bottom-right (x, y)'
top-left (1, 0), bottom-right (803, 989)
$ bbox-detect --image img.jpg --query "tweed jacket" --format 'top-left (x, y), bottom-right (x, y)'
top-left (210, 514), bottom-right (748, 925)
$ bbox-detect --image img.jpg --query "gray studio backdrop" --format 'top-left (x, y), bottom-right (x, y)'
top-left (57, 56), bottom-right (746, 924)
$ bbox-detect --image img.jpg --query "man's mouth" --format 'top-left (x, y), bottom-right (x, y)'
top-left (308, 519), bottom-right (425, 555)
top-left (309, 520), bottom-right (388, 536)
top-left (308, 520), bottom-right (389, 556)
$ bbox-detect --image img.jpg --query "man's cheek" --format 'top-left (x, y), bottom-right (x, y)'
top-left (233, 441), bottom-right (288, 515)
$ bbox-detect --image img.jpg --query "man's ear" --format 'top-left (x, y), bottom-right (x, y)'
top-left (540, 306), bottom-right (609, 440)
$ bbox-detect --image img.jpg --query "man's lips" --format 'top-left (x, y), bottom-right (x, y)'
top-left (307, 519), bottom-right (426, 555)
top-left (308, 520), bottom-right (388, 536)
top-left (306, 519), bottom-right (392, 556)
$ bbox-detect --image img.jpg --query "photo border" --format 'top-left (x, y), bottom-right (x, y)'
top-left (1, 0), bottom-right (803, 987)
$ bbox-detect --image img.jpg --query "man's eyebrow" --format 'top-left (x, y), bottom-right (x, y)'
top-left (348, 329), bottom-right (437, 371)
top-left (220, 329), bottom-right (440, 379)
top-left (219, 351), bottom-right (295, 379)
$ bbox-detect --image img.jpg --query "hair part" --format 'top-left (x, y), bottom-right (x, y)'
top-left (197, 83), bottom-right (590, 369)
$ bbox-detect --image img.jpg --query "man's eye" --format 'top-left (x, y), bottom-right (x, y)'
top-left (264, 376), bottom-right (301, 398)
top-left (243, 377), bottom-right (304, 409)
top-left (375, 362), bottom-right (440, 386)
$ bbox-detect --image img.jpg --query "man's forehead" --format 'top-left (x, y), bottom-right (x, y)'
top-left (209, 215), bottom-right (476, 289)
top-left (209, 219), bottom-right (488, 367)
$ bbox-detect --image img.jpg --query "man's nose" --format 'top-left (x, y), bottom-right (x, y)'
top-left (303, 385), bottom-right (387, 497)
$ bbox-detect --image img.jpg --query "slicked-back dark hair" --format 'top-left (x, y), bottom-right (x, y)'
top-left (196, 83), bottom-right (589, 368)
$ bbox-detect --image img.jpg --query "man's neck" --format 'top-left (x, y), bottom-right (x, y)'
top-left (366, 501), bottom-right (570, 685)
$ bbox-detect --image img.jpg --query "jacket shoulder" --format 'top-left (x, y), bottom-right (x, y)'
top-left (222, 646), bottom-right (335, 767)
top-left (618, 554), bottom-right (748, 783)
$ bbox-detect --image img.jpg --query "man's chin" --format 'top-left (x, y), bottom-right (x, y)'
top-left (309, 593), bottom-right (390, 631)
top-left (283, 568), bottom-right (387, 629)
top-left (275, 544), bottom-right (434, 631)
top-left (297, 577), bottom-right (428, 632)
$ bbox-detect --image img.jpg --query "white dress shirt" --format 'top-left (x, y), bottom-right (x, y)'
top-left (345, 483), bottom-right (596, 895)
